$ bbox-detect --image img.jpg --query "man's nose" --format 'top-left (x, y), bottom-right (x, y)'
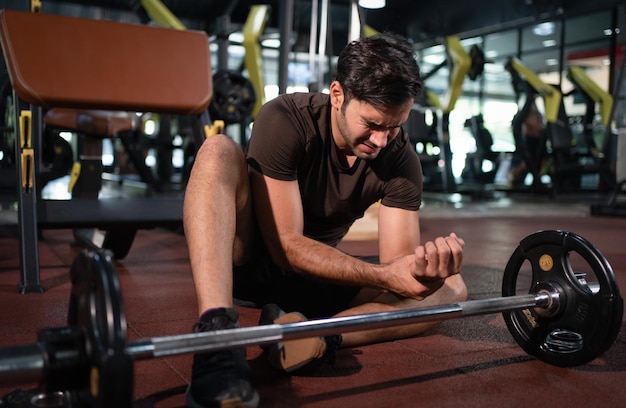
top-left (370, 129), bottom-right (390, 148)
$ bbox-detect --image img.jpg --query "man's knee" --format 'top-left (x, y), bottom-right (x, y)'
top-left (190, 135), bottom-right (249, 185)
top-left (196, 134), bottom-right (245, 164)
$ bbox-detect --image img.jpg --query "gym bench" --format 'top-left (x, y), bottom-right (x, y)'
top-left (0, 9), bottom-right (214, 293)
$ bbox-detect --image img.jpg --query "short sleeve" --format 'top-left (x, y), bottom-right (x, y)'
top-left (246, 96), bottom-right (307, 181)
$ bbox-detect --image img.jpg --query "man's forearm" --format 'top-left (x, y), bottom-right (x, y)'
top-left (278, 234), bottom-right (386, 289)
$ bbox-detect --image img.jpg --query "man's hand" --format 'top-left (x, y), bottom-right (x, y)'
top-left (383, 233), bottom-right (464, 300)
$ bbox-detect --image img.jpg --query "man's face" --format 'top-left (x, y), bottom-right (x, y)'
top-left (330, 82), bottom-right (413, 161)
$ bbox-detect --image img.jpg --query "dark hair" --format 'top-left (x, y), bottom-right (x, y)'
top-left (335, 33), bottom-right (423, 109)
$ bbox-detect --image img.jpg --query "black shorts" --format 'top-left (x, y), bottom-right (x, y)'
top-left (232, 241), bottom-right (375, 319)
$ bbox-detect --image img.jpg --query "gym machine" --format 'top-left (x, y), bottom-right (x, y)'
top-left (568, 66), bottom-right (615, 162)
top-left (411, 36), bottom-right (486, 192)
top-left (506, 58), bottom-right (616, 193)
top-left (37, 0), bottom-right (259, 261)
top-left (585, 51), bottom-right (626, 217)
top-left (137, 0), bottom-right (258, 154)
top-left (0, 9), bottom-right (219, 292)
top-left (461, 114), bottom-right (501, 185)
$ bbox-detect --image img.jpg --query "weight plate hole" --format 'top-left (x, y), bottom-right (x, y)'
top-left (569, 251), bottom-right (600, 294)
top-left (514, 259), bottom-right (533, 295)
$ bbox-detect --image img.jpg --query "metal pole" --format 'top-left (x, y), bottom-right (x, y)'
top-left (278, 0), bottom-right (294, 94)
top-left (16, 102), bottom-right (44, 293)
top-left (217, 15), bottom-right (231, 72)
top-left (317, 0), bottom-right (329, 89)
top-left (0, 292), bottom-right (552, 385)
top-left (348, 0), bottom-right (362, 43)
top-left (129, 293), bottom-right (548, 359)
top-left (308, 0), bottom-right (319, 89)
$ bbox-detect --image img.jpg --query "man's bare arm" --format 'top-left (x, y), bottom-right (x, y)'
top-left (249, 169), bottom-right (455, 299)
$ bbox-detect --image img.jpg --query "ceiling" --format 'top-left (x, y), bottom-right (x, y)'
top-left (2, 0), bottom-right (624, 96)
top-left (4, 0), bottom-right (624, 51)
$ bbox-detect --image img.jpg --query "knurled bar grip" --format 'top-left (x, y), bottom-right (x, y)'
top-left (0, 292), bottom-right (549, 385)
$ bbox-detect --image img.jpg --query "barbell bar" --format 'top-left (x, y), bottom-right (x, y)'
top-left (0, 290), bottom-right (554, 381)
top-left (0, 230), bottom-right (623, 408)
top-left (133, 289), bottom-right (558, 359)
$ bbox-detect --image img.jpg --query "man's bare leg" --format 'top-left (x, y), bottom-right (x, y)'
top-left (183, 134), bottom-right (254, 316)
top-left (337, 274), bottom-right (468, 347)
top-left (184, 135), bottom-right (260, 407)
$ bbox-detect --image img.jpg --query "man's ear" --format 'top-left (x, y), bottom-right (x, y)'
top-left (329, 81), bottom-right (344, 109)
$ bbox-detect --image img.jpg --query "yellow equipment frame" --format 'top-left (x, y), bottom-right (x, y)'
top-left (442, 36), bottom-right (472, 114)
top-left (508, 58), bottom-right (562, 124)
top-left (568, 65), bottom-right (613, 127)
top-left (243, 5), bottom-right (269, 119)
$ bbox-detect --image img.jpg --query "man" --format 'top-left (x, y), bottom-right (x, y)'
top-left (183, 33), bottom-right (467, 408)
top-left (508, 95), bottom-right (546, 186)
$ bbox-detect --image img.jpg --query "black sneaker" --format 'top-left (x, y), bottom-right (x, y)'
top-left (185, 308), bottom-right (259, 408)
top-left (258, 304), bottom-right (342, 373)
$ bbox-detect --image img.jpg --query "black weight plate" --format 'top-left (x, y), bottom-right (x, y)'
top-left (209, 70), bottom-right (256, 124)
top-left (502, 230), bottom-right (623, 367)
top-left (68, 250), bottom-right (133, 408)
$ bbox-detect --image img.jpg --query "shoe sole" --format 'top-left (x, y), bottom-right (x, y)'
top-left (270, 312), bottom-right (326, 372)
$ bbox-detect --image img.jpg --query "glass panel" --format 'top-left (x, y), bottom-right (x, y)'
top-left (522, 20), bottom-right (562, 53)
top-left (565, 11), bottom-right (612, 43)
top-left (566, 39), bottom-right (613, 69)
top-left (417, 44), bottom-right (449, 101)
top-left (517, 48), bottom-right (562, 75)
top-left (483, 57), bottom-right (515, 98)
top-left (484, 30), bottom-right (519, 60)
top-left (418, 44), bottom-right (447, 74)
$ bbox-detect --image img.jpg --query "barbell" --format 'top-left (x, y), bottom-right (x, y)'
top-left (0, 230), bottom-right (622, 407)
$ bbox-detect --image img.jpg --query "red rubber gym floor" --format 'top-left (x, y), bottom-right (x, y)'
top-left (1, 194), bottom-right (625, 407)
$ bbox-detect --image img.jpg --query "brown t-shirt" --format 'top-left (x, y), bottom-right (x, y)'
top-left (247, 92), bottom-right (423, 247)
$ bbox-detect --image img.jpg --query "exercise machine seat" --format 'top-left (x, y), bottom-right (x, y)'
top-left (0, 9), bottom-right (212, 115)
top-left (44, 109), bottom-right (137, 139)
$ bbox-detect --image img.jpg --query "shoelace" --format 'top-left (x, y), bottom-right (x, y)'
top-left (192, 315), bottom-right (233, 333)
